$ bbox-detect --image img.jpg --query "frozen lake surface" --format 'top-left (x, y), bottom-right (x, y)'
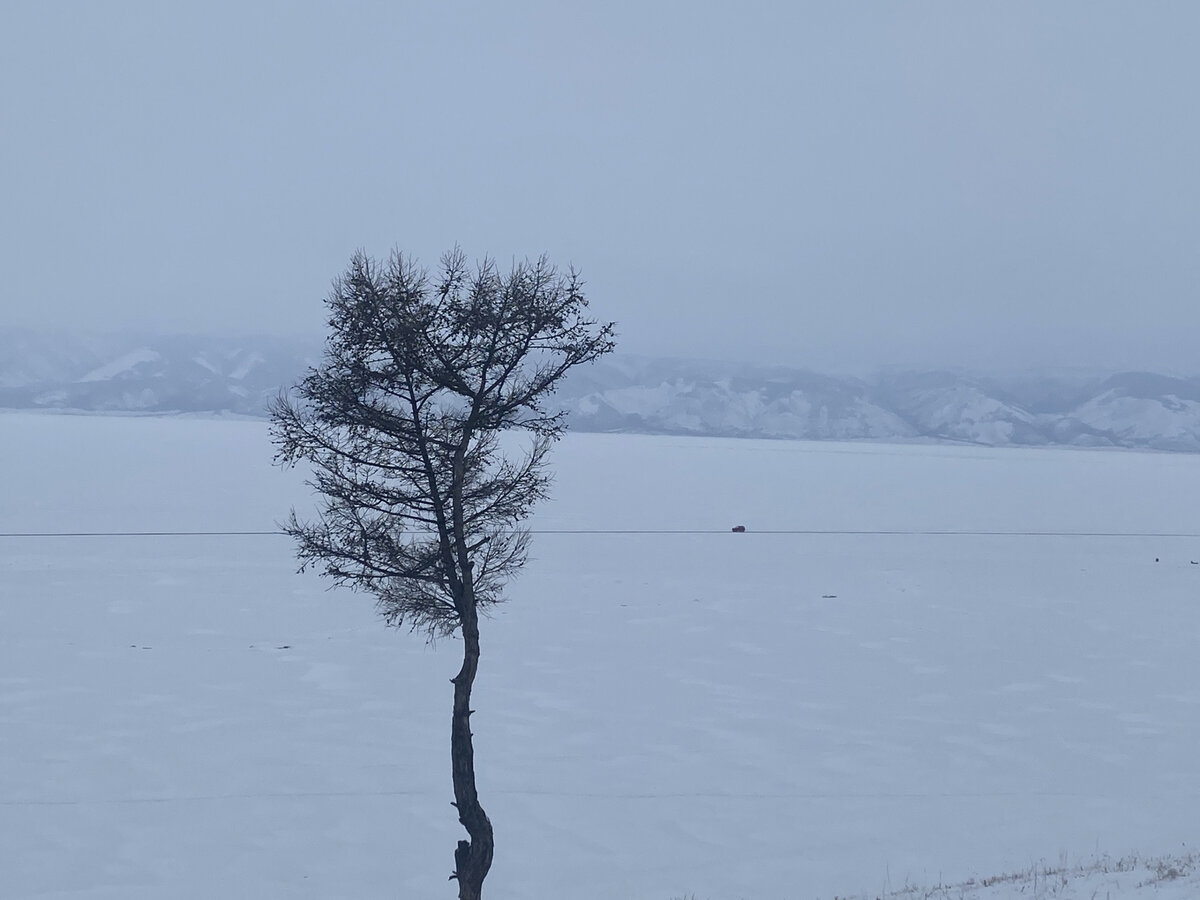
top-left (2, 413), bottom-right (1199, 899)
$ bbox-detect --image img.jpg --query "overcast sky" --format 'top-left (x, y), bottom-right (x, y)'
top-left (3, 2), bottom-right (1198, 373)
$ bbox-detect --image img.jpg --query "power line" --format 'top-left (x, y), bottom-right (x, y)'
top-left (1, 529), bottom-right (1198, 539)
top-left (0, 528), bottom-right (279, 535)
top-left (0, 786), bottom-right (1107, 808)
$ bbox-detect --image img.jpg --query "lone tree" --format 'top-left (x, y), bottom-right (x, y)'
top-left (269, 247), bottom-right (614, 899)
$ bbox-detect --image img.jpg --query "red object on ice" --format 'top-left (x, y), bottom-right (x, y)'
top-left (731, 525), bottom-right (746, 533)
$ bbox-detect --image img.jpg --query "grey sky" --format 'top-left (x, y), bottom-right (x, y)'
top-left (3, 2), bottom-right (1198, 373)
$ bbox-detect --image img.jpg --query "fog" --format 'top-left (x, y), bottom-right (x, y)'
top-left (3, 2), bottom-right (1198, 373)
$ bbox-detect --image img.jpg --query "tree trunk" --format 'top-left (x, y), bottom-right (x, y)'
top-left (450, 601), bottom-right (493, 899)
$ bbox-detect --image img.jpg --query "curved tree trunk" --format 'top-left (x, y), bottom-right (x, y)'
top-left (450, 601), bottom-right (493, 899)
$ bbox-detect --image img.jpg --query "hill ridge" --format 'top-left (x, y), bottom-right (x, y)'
top-left (3, 330), bottom-right (1199, 451)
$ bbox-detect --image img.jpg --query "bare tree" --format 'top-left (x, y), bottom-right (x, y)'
top-left (269, 247), bottom-right (614, 899)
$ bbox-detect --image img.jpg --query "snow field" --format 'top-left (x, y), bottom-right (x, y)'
top-left (2, 414), bottom-right (1199, 899)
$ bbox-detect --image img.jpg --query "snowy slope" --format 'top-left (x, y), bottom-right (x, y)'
top-left (1064, 374), bottom-right (1200, 451)
top-left (564, 364), bottom-right (916, 440)
top-left (77, 348), bottom-right (163, 382)
top-left (2, 414), bottom-right (1199, 899)
top-left (0, 330), bottom-right (317, 415)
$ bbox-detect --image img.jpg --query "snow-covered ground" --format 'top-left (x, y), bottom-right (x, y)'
top-left (2, 413), bottom-right (1199, 899)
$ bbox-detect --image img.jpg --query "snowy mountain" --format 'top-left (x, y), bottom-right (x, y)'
top-left (3, 329), bottom-right (1200, 451)
top-left (558, 359), bottom-right (1200, 451)
top-left (1060, 373), bottom-right (1200, 451)
top-left (0, 330), bottom-right (317, 417)
top-left (559, 358), bottom-right (917, 440)
top-left (861, 370), bottom-right (1046, 446)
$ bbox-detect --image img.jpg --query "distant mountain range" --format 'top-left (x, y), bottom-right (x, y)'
top-left (0, 330), bottom-right (308, 419)
top-left (3, 330), bottom-right (1200, 452)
